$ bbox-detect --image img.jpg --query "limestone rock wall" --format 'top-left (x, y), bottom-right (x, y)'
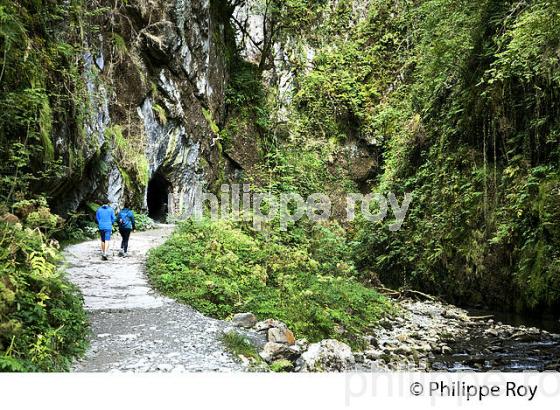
top-left (52, 0), bottom-right (380, 216)
top-left (54, 0), bottom-right (236, 216)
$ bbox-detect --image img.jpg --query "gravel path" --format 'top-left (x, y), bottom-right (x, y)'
top-left (65, 225), bottom-right (246, 372)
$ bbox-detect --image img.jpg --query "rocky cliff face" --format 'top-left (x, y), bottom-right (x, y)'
top-left (52, 0), bottom-right (381, 217)
top-left (231, 0), bottom-right (380, 190)
top-left (54, 0), bottom-right (237, 216)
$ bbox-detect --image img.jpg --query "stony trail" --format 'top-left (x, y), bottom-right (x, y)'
top-left (64, 225), bottom-right (245, 372)
top-left (62, 225), bottom-right (560, 373)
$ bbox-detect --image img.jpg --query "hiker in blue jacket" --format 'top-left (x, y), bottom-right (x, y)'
top-left (96, 203), bottom-right (116, 260)
top-left (117, 203), bottom-right (136, 257)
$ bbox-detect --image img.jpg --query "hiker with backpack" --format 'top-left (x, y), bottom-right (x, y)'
top-left (117, 203), bottom-right (136, 257)
top-left (96, 203), bottom-right (116, 261)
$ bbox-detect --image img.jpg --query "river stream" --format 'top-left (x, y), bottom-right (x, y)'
top-left (360, 299), bottom-right (560, 372)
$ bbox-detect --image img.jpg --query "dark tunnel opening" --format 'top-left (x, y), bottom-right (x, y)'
top-left (147, 171), bottom-right (171, 221)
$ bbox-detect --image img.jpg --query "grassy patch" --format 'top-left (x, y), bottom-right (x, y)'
top-left (147, 218), bottom-right (392, 348)
top-left (220, 331), bottom-right (261, 362)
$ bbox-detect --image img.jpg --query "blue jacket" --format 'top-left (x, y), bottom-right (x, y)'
top-left (96, 205), bottom-right (115, 230)
top-left (118, 208), bottom-right (135, 230)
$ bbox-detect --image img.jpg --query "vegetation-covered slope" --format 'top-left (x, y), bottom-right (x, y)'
top-left (147, 218), bottom-right (390, 347)
top-left (233, 0), bottom-right (560, 312)
top-left (0, 1), bottom-right (91, 371)
top-left (0, 206), bottom-right (87, 371)
top-left (2, 0), bottom-right (559, 372)
top-left (346, 0), bottom-right (560, 311)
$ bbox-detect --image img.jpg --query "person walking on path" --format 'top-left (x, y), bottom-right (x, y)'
top-left (96, 203), bottom-right (116, 260)
top-left (117, 203), bottom-right (135, 257)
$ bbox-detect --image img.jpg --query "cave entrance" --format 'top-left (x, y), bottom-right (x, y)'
top-left (147, 171), bottom-right (171, 221)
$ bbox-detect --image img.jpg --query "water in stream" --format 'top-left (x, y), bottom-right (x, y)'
top-left (364, 299), bottom-right (560, 372)
top-left (431, 309), bottom-right (560, 372)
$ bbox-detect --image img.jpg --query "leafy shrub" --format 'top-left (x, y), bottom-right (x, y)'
top-left (270, 359), bottom-right (293, 372)
top-left (0, 221), bottom-right (88, 371)
top-left (147, 218), bottom-right (390, 348)
top-left (54, 210), bottom-right (99, 244)
top-left (135, 213), bottom-right (156, 231)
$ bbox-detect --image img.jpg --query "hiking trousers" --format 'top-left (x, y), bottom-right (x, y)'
top-left (119, 228), bottom-right (132, 253)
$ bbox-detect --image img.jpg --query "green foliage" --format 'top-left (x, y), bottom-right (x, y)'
top-left (269, 358), bottom-right (294, 372)
top-left (152, 103), bottom-right (167, 126)
top-left (347, 0), bottom-right (560, 310)
top-left (0, 218), bottom-right (88, 371)
top-left (134, 213), bottom-right (156, 231)
top-left (226, 58), bottom-right (267, 109)
top-left (256, 142), bottom-right (338, 196)
top-left (223, 57), bottom-right (271, 143)
top-left (220, 331), bottom-right (262, 362)
top-left (106, 125), bottom-right (150, 193)
top-left (293, 0), bottom-right (413, 144)
top-left (0, 0), bottom-right (89, 205)
top-left (56, 210), bottom-right (99, 243)
top-left (237, 0), bottom-right (560, 311)
top-left (202, 108), bottom-right (220, 135)
top-left (222, 56), bottom-right (271, 163)
top-left (235, 0), bottom-right (402, 204)
top-left (111, 32), bottom-right (128, 60)
top-left (147, 218), bottom-right (390, 348)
